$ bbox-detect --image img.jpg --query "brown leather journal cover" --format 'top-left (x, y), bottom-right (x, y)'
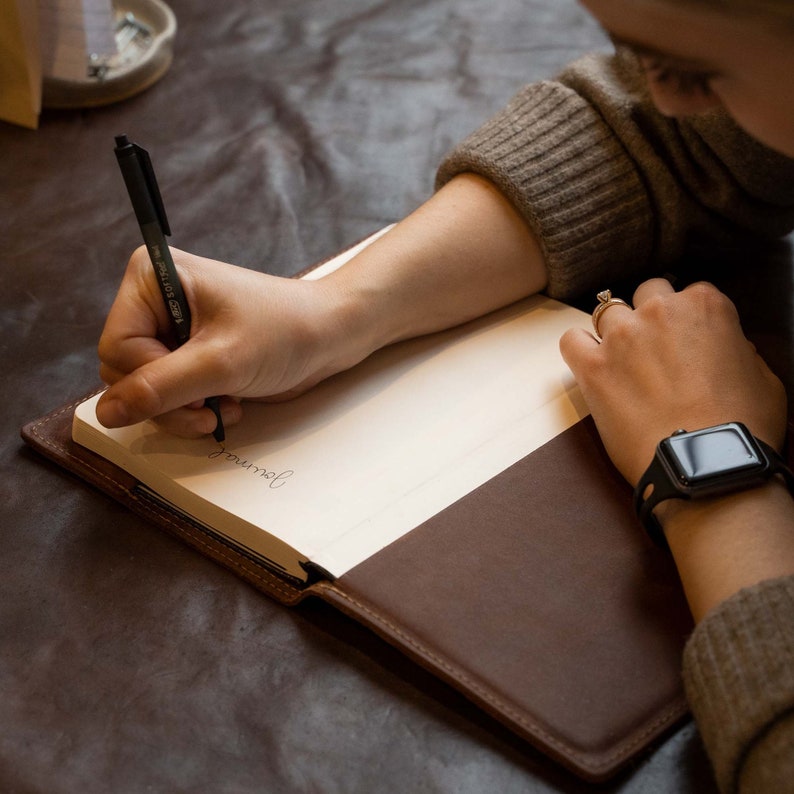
top-left (22, 395), bottom-right (692, 782)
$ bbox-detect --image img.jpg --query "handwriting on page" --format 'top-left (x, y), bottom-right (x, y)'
top-left (208, 447), bottom-right (294, 488)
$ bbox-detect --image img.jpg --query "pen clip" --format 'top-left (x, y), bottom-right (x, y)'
top-left (136, 143), bottom-right (172, 236)
top-left (116, 134), bottom-right (172, 236)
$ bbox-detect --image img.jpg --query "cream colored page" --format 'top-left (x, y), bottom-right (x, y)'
top-left (74, 292), bottom-right (591, 579)
top-left (309, 297), bottom-right (591, 574)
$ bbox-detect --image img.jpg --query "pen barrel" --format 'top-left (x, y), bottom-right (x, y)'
top-left (140, 221), bottom-right (192, 345)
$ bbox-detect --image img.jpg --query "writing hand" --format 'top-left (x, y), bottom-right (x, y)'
top-left (96, 246), bottom-right (366, 437)
top-left (96, 175), bottom-right (550, 438)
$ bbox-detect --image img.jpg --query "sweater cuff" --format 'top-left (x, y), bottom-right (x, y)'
top-left (683, 575), bottom-right (794, 793)
top-left (436, 81), bottom-right (654, 301)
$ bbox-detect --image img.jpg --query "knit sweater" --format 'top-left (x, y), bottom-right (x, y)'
top-left (437, 52), bottom-right (794, 793)
top-left (437, 51), bottom-right (794, 302)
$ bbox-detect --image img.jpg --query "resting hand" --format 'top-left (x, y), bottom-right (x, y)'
top-left (559, 279), bottom-right (788, 487)
top-left (97, 246), bottom-right (366, 437)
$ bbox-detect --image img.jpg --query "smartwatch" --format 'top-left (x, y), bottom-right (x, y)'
top-left (634, 422), bottom-right (794, 548)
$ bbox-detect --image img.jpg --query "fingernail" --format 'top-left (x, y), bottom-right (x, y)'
top-left (96, 397), bottom-right (129, 428)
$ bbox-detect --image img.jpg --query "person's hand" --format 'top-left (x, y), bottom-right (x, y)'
top-left (96, 175), bottom-right (553, 439)
top-left (96, 246), bottom-right (367, 437)
top-left (559, 278), bottom-right (788, 487)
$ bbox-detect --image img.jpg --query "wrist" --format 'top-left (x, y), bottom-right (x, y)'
top-left (318, 174), bottom-right (548, 358)
top-left (306, 271), bottom-right (390, 377)
top-left (318, 234), bottom-right (437, 359)
top-left (655, 477), bottom-right (791, 536)
top-left (655, 481), bottom-right (794, 621)
top-left (633, 423), bottom-right (792, 548)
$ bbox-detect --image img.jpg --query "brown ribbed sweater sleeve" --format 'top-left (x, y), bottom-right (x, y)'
top-left (436, 52), bottom-right (794, 301)
top-left (683, 576), bottom-right (794, 794)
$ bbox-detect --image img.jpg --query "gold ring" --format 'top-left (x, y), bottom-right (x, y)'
top-left (592, 289), bottom-right (631, 339)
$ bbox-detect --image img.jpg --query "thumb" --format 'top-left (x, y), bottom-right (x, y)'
top-left (96, 343), bottom-right (227, 428)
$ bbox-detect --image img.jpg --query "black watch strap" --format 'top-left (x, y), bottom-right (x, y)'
top-left (634, 454), bottom-right (684, 548)
top-left (634, 429), bottom-right (794, 549)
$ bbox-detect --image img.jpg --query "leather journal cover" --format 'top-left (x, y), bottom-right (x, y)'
top-left (21, 394), bottom-right (693, 783)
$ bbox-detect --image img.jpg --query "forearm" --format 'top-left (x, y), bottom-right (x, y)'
top-left (659, 482), bottom-right (794, 622)
top-left (322, 173), bottom-right (547, 358)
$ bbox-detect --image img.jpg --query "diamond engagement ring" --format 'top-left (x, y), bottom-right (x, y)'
top-left (591, 290), bottom-right (631, 339)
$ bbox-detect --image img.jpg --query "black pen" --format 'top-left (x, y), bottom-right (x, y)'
top-left (113, 134), bottom-right (225, 442)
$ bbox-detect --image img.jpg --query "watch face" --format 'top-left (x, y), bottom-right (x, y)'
top-left (663, 423), bottom-right (764, 485)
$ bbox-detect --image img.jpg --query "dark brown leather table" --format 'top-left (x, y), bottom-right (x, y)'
top-left (3, 1), bottom-right (791, 791)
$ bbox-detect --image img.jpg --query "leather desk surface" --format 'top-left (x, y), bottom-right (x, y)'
top-left (2, 1), bottom-right (791, 791)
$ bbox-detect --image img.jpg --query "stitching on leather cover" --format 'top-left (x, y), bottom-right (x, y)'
top-left (132, 496), bottom-right (300, 601)
top-left (321, 583), bottom-right (686, 770)
top-left (26, 397), bottom-right (686, 774)
top-left (27, 398), bottom-right (300, 603)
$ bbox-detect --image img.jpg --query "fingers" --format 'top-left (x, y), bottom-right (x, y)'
top-left (147, 397), bottom-right (243, 439)
top-left (561, 284), bottom-right (637, 373)
top-left (591, 289), bottom-right (634, 339)
top-left (98, 334), bottom-right (171, 386)
top-left (96, 340), bottom-right (235, 429)
top-left (559, 327), bottom-right (599, 389)
top-left (98, 248), bottom-right (173, 381)
top-left (592, 278), bottom-right (678, 339)
top-left (631, 277), bottom-right (675, 307)
top-left (96, 246), bottom-right (245, 436)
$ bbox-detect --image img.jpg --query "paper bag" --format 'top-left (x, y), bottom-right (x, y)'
top-left (0, 0), bottom-right (42, 129)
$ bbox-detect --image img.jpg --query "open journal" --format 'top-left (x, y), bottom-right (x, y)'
top-left (28, 228), bottom-right (693, 781)
top-left (72, 231), bottom-right (593, 584)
